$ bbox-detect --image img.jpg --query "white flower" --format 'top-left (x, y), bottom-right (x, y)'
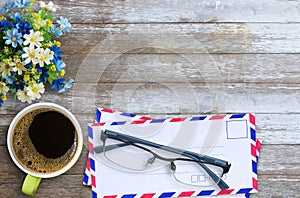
top-left (17, 88), bottom-right (33, 104)
top-left (12, 59), bottom-right (27, 75)
top-left (0, 81), bottom-right (9, 95)
top-left (27, 83), bottom-right (45, 99)
top-left (0, 60), bottom-right (14, 78)
top-left (23, 30), bottom-right (44, 48)
top-left (40, 1), bottom-right (57, 12)
top-left (22, 45), bottom-right (42, 64)
top-left (38, 48), bottom-right (54, 67)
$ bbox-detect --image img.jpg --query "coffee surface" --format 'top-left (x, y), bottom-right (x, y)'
top-left (29, 111), bottom-right (75, 159)
top-left (12, 108), bottom-right (77, 174)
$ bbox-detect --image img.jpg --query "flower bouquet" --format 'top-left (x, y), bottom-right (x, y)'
top-left (0, 0), bottom-right (73, 107)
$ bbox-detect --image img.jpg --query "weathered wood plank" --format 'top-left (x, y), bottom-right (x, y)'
top-left (1, 82), bottom-right (299, 117)
top-left (56, 23), bottom-right (300, 54)
top-left (71, 83), bottom-right (300, 114)
top-left (252, 175), bottom-right (300, 198)
top-left (4, 0), bottom-right (299, 23)
top-left (62, 53), bottom-right (300, 84)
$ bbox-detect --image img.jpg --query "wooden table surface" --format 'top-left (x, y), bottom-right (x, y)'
top-left (0, 0), bottom-right (299, 197)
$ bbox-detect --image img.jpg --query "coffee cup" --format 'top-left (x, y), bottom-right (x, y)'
top-left (7, 103), bottom-right (83, 196)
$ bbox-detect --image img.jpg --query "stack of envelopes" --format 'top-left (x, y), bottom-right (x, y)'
top-left (83, 108), bottom-right (262, 198)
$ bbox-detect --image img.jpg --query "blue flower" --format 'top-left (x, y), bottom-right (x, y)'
top-left (10, 80), bottom-right (24, 91)
top-left (55, 60), bottom-right (66, 72)
top-left (51, 78), bottom-right (65, 91)
top-left (49, 24), bottom-right (62, 38)
top-left (17, 21), bottom-right (31, 35)
top-left (9, 12), bottom-right (22, 26)
top-left (0, 94), bottom-right (3, 107)
top-left (0, 20), bottom-right (9, 32)
top-left (50, 45), bottom-right (62, 62)
top-left (36, 65), bottom-right (49, 83)
top-left (57, 17), bottom-right (71, 32)
top-left (3, 28), bottom-right (23, 48)
top-left (1, 1), bottom-right (15, 13)
top-left (5, 74), bottom-right (15, 84)
top-left (14, 0), bottom-right (30, 9)
top-left (59, 79), bottom-right (74, 93)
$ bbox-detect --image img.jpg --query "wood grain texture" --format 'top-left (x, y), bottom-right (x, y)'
top-left (14, 0), bottom-right (300, 23)
top-left (63, 53), bottom-right (300, 84)
top-left (59, 23), bottom-right (300, 54)
top-left (0, 0), bottom-right (299, 197)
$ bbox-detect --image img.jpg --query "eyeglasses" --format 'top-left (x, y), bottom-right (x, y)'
top-left (93, 129), bottom-right (231, 190)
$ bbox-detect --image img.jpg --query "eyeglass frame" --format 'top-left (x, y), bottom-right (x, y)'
top-left (94, 129), bottom-right (231, 190)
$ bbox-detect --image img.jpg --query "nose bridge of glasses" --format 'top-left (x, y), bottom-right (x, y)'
top-left (147, 156), bottom-right (156, 165)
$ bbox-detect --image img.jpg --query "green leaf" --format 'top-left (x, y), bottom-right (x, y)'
top-left (1, 54), bottom-right (10, 61)
top-left (38, 9), bottom-right (46, 18)
top-left (43, 33), bottom-right (52, 42)
top-left (45, 14), bottom-right (53, 21)
top-left (47, 77), bottom-right (53, 85)
top-left (46, 69), bottom-right (58, 85)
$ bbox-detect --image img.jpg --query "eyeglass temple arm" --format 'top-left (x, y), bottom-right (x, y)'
top-left (103, 129), bottom-right (230, 172)
top-left (183, 153), bottom-right (230, 190)
top-left (199, 161), bottom-right (229, 190)
top-left (94, 143), bottom-right (129, 153)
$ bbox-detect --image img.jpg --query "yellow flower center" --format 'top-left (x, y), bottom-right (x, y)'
top-left (0, 84), bottom-right (3, 88)
top-left (50, 65), bottom-right (56, 71)
top-left (2, 95), bottom-right (7, 101)
top-left (24, 75), bottom-right (30, 82)
top-left (60, 70), bottom-right (65, 77)
top-left (16, 62), bottom-right (22, 68)
top-left (24, 90), bottom-right (29, 96)
top-left (29, 52), bottom-right (35, 59)
top-left (12, 36), bottom-right (17, 42)
top-left (40, 54), bottom-right (46, 61)
top-left (32, 87), bottom-right (38, 93)
top-left (30, 37), bottom-right (36, 43)
top-left (5, 64), bottom-right (10, 70)
top-left (54, 41), bottom-right (61, 47)
top-left (4, 47), bottom-right (9, 54)
top-left (46, 20), bottom-right (52, 27)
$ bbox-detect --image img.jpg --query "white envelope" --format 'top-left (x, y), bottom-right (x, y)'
top-left (88, 113), bottom-right (259, 197)
top-left (83, 109), bottom-right (261, 193)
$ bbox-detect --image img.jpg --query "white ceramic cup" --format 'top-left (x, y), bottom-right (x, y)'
top-left (7, 103), bottom-right (83, 196)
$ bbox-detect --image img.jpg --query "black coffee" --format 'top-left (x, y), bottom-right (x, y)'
top-left (29, 111), bottom-right (75, 159)
top-left (12, 108), bottom-right (77, 174)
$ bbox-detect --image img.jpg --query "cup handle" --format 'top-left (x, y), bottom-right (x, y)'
top-left (22, 174), bottom-right (42, 196)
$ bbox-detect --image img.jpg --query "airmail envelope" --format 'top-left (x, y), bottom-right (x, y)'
top-left (83, 109), bottom-right (261, 192)
top-left (87, 114), bottom-right (259, 197)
